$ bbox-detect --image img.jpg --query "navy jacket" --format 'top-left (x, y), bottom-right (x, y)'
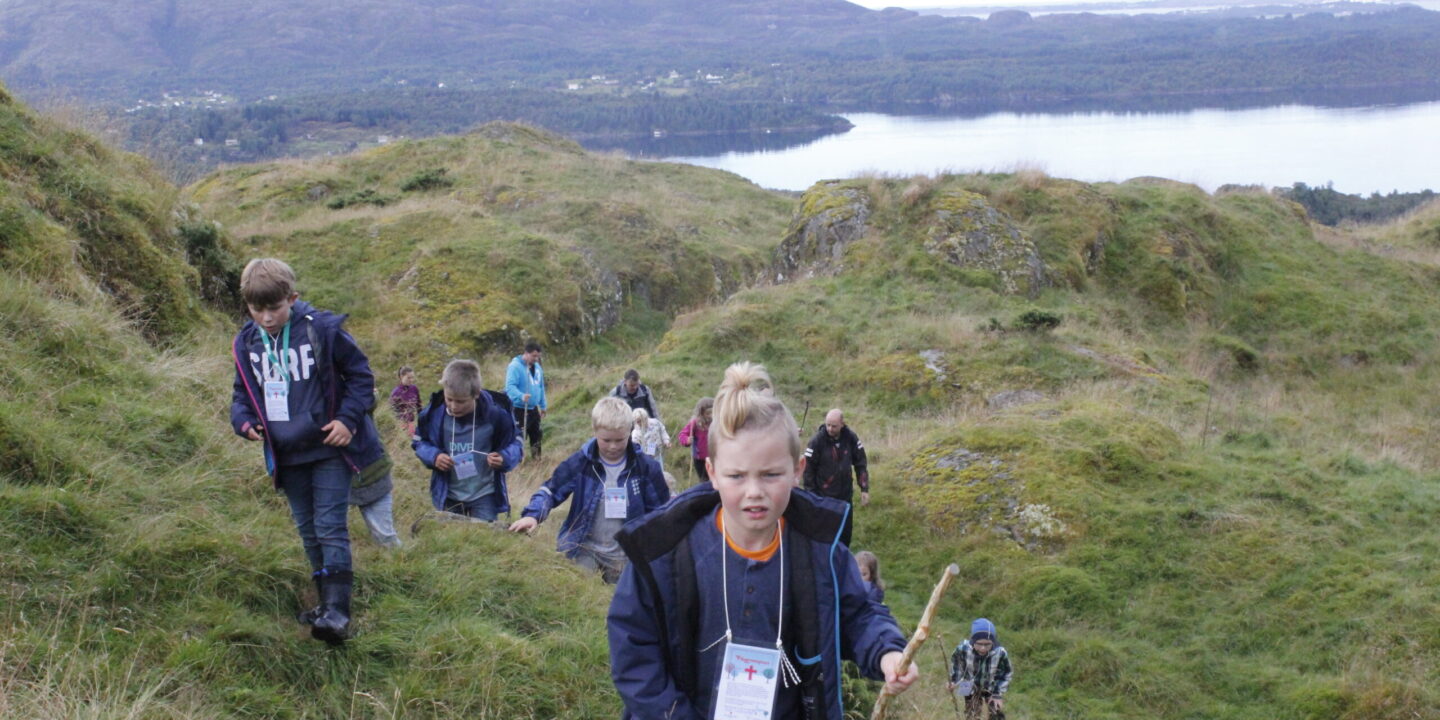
top-left (520, 439), bottom-right (670, 558)
top-left (609, 487), bottom-right (905, 720)
top-left (413, 389), bottom-right (522, 514)
top-left (230, 300), bottom-right (383, 485)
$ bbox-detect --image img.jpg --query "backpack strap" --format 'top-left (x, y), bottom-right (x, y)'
top-left (784, 525), bottom-right (829, 720)
top-left (672, 535), bottom-right (700, 696)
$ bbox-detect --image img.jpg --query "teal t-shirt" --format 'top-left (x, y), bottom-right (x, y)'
top-left (445, 411), bottom-right (495, 503)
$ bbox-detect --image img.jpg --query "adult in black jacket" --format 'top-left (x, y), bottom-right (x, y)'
top-left (802, 409), bottom-right (870, 547)
top-left (612, 368), bottom-right (661, 423)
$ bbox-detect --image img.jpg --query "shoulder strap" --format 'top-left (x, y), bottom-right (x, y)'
top-left (672, 535), bottom-right (700, 696)
top-left (784, 526), bottom-right (828, 719)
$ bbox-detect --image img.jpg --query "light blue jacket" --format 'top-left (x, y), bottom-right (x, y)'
top-left (505, 355), bottom-right (546, 411)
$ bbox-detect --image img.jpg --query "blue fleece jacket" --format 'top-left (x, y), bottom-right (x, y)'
top-left (520, 439), bottom-right (670, 558)
top-left (504, 355), bottom-right (547, 412)
top-left (229, 300), bottom-right (383, 483)
top-left (608, 487), bottom-right (906, 720)
top-left (413, 389), bottom-right (522, 514)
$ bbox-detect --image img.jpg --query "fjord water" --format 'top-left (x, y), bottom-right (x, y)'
top-left (626, 101), bottom-right (1440, 194)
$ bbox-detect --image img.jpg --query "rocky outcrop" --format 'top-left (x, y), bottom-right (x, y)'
top-left (924, 190), bottom-right (1049, 296)
top-left (769, 181), bottom-right (871, 282)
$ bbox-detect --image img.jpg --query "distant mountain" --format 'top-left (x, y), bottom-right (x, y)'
top-left (7, 0), bottom-right (1440, 107)
top-left (0, 0), bottom-right (886, 99)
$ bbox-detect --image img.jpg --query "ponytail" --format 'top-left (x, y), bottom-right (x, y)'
top-left (707, 362), bottom-right (802, 462)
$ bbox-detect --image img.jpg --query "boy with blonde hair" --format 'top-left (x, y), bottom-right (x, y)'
top-left (508, 396), bottom-right (670, 583)
top-left (229, 258), bottom-right (385, 645)
top-left (413, 359), bottom-right (522, 521)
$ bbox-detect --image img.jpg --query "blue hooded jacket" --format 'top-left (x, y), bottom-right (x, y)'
top-left (608, 487), bottom-right (906, 720)
top-left (413, 389), bottom-right (522, 514)
top-left (504, 355), bottom-right (547, 412)
top-left (520, 438), bottom-right (670, 558)
top-left (230, 300), bottom-right (384, 485)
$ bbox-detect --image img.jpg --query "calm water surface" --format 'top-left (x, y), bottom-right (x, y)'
top-left (654, 102), bottom-right (1440, 194)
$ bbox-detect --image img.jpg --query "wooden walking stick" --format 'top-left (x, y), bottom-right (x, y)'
top-left (870, 563), bottom-right (960, 720)
top-left (936, 633), bottom-right (964, 719)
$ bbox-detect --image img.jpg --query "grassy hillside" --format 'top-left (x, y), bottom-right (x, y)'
top-left (0, 93), bottom-right (624, 719)
top-left (0, 83), bottom-right (235, 336)
top-left (5, 81), bottom-right (1440, 719)
top-left (611, 174), bottom-right (1440, 719)
top-left (186, 122), bottom-right (793, 377)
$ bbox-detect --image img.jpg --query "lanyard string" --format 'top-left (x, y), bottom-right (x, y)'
top-left (259, 323), bottom-right (291, 384)
top-left (449, 409), bottom-right (476, 455)
top-left (702, 514), bottom-right (803, 688)
top-left (594, 459), bottom-right (629, 489)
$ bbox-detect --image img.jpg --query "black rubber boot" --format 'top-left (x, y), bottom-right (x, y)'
top-left (310, 568), bottom-right (353, 646)
top-left (296, 570), bottom-right (324, 625)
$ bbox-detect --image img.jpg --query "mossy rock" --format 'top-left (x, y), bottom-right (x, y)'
top-left (770, 181), bottom-right (871, 282)
top-left (923, 190), bottom-right (1049, 296)
top-left (902, 444), bottom-right (1022, 535)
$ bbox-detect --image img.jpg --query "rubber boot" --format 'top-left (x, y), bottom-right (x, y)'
top-left (310, 568), bottom-right (353, 646)
top-left (296, 570), bottom-right (324, 625)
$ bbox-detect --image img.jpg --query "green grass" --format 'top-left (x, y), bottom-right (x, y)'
top-left (5, 86), bottom-right (1440, 718)
top-left (186, 123), bottom-right (792, 379)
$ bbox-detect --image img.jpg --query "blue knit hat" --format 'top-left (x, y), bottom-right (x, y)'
top-left (970, 617), bottom-right (997, 643)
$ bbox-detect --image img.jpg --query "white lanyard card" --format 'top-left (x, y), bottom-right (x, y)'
top-left (453, 451), bottom-right (479, 480)
top-left (263, 381), bottom-right (290, 422)
top-left (603, 486), bottom-right (627, 519)
top-left (713, 641), bottom-right (782, 718)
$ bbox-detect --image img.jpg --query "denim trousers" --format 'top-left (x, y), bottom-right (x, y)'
top-left (444, 492), bottom-right (498, 522)
top-left (279, 455), bottom-right (352, 571)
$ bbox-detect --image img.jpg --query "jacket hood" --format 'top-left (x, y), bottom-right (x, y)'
top-left (290, 299), bottom-right (318, 318)
top-left (240, 299), bottom-right (323, 335)
top-left (426, 388), bottom-right (493, 418)
top-left (971, 617), bottom-right (998, 643)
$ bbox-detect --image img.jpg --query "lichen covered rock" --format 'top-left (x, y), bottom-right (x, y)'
top-left (924, 190), bottom-right (1048, 296)
top-left (769, 181), bottom-right (871, 282)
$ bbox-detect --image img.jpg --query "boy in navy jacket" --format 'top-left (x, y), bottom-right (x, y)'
top-left (508, 396), bottom-right (670, 583)
top-left (229, 258), bottom-right (383, 645)
top-left (607, 363), bottom-right (917, 719)
top-left (412, 360), bottom-right (522, 521)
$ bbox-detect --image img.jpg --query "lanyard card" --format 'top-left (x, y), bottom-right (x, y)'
top-left (604, 487), bottom-right (627, 519)
top-left (263, 381), bottom-right (290, 422)
top-left (453, 451), bottom-right (480, 480)
top-left (713, 641), bottom-right (781, 719)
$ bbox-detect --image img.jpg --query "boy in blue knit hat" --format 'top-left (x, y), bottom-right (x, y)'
top-left (948, 618), bottom-right (1013, 719)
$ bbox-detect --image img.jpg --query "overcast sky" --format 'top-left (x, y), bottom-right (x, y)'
top-left (848, 0), bottom-right (1156, 5)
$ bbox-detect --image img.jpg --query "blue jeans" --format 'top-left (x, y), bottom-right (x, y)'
top-left (279, 456), bottom-right (352, 571)
top-left (444, 493), bottom-right (498, 522)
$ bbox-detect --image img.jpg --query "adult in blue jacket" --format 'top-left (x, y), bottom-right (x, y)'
top-left (413, 386), bottom-right (522, 520)
top-left (608, 486), bottom-right (907, 720)
top-left (505, 341), bottom-right (547, 459)
top-left (509, 397), bottom-right (671, 583)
